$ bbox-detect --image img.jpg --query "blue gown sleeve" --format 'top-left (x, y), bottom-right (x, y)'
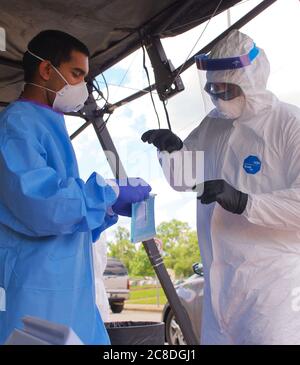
top-left (0, 136), bottom-right (118, 237)
top-left (91, 213), bottom-right (118, 243)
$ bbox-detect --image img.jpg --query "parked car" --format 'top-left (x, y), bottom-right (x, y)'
top-left (162, 263), bottom-right (204, 345)
top-left (103, 257), bottom-right (130, 313)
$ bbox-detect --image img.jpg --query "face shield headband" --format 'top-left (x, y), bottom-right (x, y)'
top-left (195, 43), bottom-right (259, 71)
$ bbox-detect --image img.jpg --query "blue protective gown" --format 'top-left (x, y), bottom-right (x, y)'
top-left (0, 99), bottom-right (118, 344)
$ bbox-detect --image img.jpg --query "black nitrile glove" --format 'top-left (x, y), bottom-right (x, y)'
top-left (195, 179), bottom-right (248, 215)
top-left (141, 129), bottom-right (183, 153)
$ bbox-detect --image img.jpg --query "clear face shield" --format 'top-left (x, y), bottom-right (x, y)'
top-left (195, 43), bottom-right (260, 119)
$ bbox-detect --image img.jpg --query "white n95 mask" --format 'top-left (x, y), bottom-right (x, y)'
top-left (26, 49), bottom-right (89, 113)
top-left (211, 95), bottom-right (245, 120)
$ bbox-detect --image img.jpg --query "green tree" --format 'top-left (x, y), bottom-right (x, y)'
top-left (108, 226), bottom-right (136, 271)
top-left (157, 219), bottom-right (201, 278)
top-left (108, 220), bottom-right (201, 278)
top-left (157, 220), bottom-right (191, 250)
top-left (129, 245), bottom-right (155, 277)
top-left (171, 230), bottom-right (200, 277)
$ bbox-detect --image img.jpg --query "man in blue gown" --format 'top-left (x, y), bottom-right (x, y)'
top-left (0, 30), bottom-right (151, 344)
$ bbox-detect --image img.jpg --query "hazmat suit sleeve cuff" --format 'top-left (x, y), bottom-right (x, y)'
top-left (242, 194), bottom-right (267, 226)
top-left (241, 189), bottom-right (300, 231)
top-left (242, 194), bottom-right (253, 219)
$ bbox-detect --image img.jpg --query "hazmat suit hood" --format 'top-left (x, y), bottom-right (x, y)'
top-left (206, 30), bottom-right (276, 119)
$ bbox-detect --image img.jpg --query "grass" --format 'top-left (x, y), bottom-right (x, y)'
top-left (130, 284), bottom-right (158, 291)
top-left (130, 287), bottom-right (165, 299)
top-left (127, 286), bottom-right (167, 305)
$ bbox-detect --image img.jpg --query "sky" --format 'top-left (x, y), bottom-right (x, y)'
top-left (65, 0), bottom-right (300, 241)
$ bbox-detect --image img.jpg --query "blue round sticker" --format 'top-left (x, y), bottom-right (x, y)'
top-left (243, 155), bottom-right (261, 174)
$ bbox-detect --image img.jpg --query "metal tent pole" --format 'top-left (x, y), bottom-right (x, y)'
top-left (56, 0), bottom-right (277, 140)
top-left (142, 239), bottom-right (199, 344)
top-left (82, 89), bottom-right (199, 344)
top-left (98, 0), bottom-right (278, 113)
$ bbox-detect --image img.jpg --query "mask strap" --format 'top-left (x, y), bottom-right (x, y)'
top-left (27, 82), bottom-right (57, 95)
top-left (26, 49), bottom-right (69, 85)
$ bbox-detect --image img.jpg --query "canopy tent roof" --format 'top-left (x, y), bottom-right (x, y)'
top-left (0, 0), bottom-right (241, 105)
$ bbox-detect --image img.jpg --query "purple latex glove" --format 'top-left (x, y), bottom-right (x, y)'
top-left (112, 178), bottom-right (152, 217)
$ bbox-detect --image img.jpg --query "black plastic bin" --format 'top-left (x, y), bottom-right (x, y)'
top-left (105, 321), bottom-right (165, 345)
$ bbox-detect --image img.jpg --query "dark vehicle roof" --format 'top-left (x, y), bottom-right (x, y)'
top-left (0, 0), bottom-right (240, 106)
top-left (104, 257), bottom-right (128, 276)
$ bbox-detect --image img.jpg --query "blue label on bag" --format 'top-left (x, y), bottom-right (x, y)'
top-left (243, 155), bottom-right (261, 174)
top-left (131, 195), bottom-right (156, 243)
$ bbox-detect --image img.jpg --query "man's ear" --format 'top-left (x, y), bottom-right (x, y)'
top-left (38, 61), bottom-right (52, 81)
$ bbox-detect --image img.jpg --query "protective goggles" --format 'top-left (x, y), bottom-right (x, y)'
top-left (195, 43), bottom-right (259, 71)
top-left (204, 82), bottom-right (243, 101)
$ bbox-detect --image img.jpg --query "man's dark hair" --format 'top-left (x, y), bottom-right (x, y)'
top-left (22, 30), bottom-right (90, 82)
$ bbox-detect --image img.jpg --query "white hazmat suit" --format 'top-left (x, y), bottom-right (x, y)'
top-left (93, 233), bottom-right (110, 322)
top-left (159, 30), bottom-right (300, 344)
